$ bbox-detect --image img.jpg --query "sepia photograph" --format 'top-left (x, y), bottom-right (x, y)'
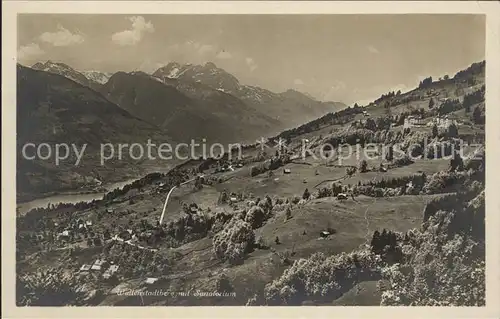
top-left (3, 1), bottom-right (500, 317)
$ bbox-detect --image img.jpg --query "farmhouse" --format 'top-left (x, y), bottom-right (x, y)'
top-left (79, 264), bottom-right (91, 272)
top-left (91, 259), bottom-right (107, 271)
top-left (404, 115), bottom-right (426, 127)
top-left (337, 193), bottom-right (348, 200)
top-left (320, 231), bottom-right (331, 238)
top-left (426, 116), bottom-right (457, 128)
top-left (58, 230), bottom-right (71, 240)
top-left (103, 265), bottom-right (120, 279)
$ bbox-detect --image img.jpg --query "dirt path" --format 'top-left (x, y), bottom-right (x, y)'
top-left (313, 175), bottom-right (349, 189)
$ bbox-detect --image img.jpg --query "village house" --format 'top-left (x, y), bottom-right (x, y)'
top-left (128, 234), bottom-right (138, 243)
top-left (337, 193), bottom-right (348, 200)
top-left (58, 230), bottom-right (71, 240)
top-left (427, 116), bottom-right (457, 128)
top-left (189, 206), bottom-right (198, 214)
top-left (103, 265), bottom-right (119, 279)
top-left (91, 259), bottom-right (108, 272)
top-left (404, 115), bottom-right (426, 127)
top-left (320, 231), bottom-right (331, 238)
top-left (79, 264), bottom-right (92, 273)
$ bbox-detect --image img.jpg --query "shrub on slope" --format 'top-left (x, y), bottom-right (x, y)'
top-left (213, 218), bottom-right (255, 265)
top-left (380, 187), bottom-right (485, 306)
top-left (263, 250), bottom-right (382, 305)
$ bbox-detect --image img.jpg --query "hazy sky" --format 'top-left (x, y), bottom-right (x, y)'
top-left (17, 14), bottom-right (485, 105)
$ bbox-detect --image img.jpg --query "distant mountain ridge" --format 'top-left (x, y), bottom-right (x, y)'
top-left (81, 70), bottom-right (114, 84)
top-left (31, 61), bottom-right (103, 91)
top-left (27, 60), bottom-right (346, 141)
top-left (152, 62), bottom-right (346, 127)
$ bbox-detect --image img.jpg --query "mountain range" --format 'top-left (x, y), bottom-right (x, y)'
top-left (17, 60), bottom-right (346, 200)
top-left (29, 60), bottom-right (346, 140)
top-left (152, 62), bottom-right (342, 128)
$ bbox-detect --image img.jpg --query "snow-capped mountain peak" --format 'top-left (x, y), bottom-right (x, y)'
top-left (152, 61), bottom-right (241, 93)
top-left (31, 60), bottom-right (103, 89)
top-left (81, 70), bottom-right (113, 85)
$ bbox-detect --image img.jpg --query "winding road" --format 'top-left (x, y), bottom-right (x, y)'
top-left (159, 176), bottom-right (203, 225)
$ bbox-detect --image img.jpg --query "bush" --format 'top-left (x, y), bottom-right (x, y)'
top-left (359, 160), bottom-right (368, 173)
top-left (302, 188), bottom-right (311, 200)
top-left (446, 122), bottom-right (459, 138)
top-left (291, 196), bottom-right (301, 205)
top-left (285, 207), bottom-right (292, 221)
top-left (346, 167), bottom-right (356, 176)
top-left (472, 105), bottom-right (485, 124)
top-left (17, 270), bottom-right (85, 306)
top-left (393, 155), bottom-right (414, 167)
top-left (264, 250), bottom-right (382, 305)
top-left (421, 171), bottom-right (467, 195)
top-left (213, 218), bottom-right (255, 265)
top-left (428, 98), bottom-right (435, 108)
top-left (431, 124), bottom-right (438, 138)
top-left (449, 151), bottom-right (464, 171)
top-left (245, 206), bottom-right (266, 229)
top-left (400, 131), bottom-right (429, 158)
top-left (317, 187), bottom-right (333, 198)
top-left (380, 224), bottom-right (484, 306)
top-left (378, 151), bottom-right (485, 306)
top-left (386, 145), bottom-right (394, 161)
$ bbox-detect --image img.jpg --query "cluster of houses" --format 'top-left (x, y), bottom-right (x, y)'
top-left (214, 161), bottom-right (244, 173)
top-left (80, 260), bottom-right (162, 285)
top-left (404, 115), bottom-right (426, 127)
top-left (403, 114), bottom-right (458, 129)
top-left (426, 115), bottom-right (458, 128)
top-left (57, 217), bottom-right (96, 241)
top-left (111, 229), bottom-right (159, 252)
top-left (79, 259), bottom-right (120, 279)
